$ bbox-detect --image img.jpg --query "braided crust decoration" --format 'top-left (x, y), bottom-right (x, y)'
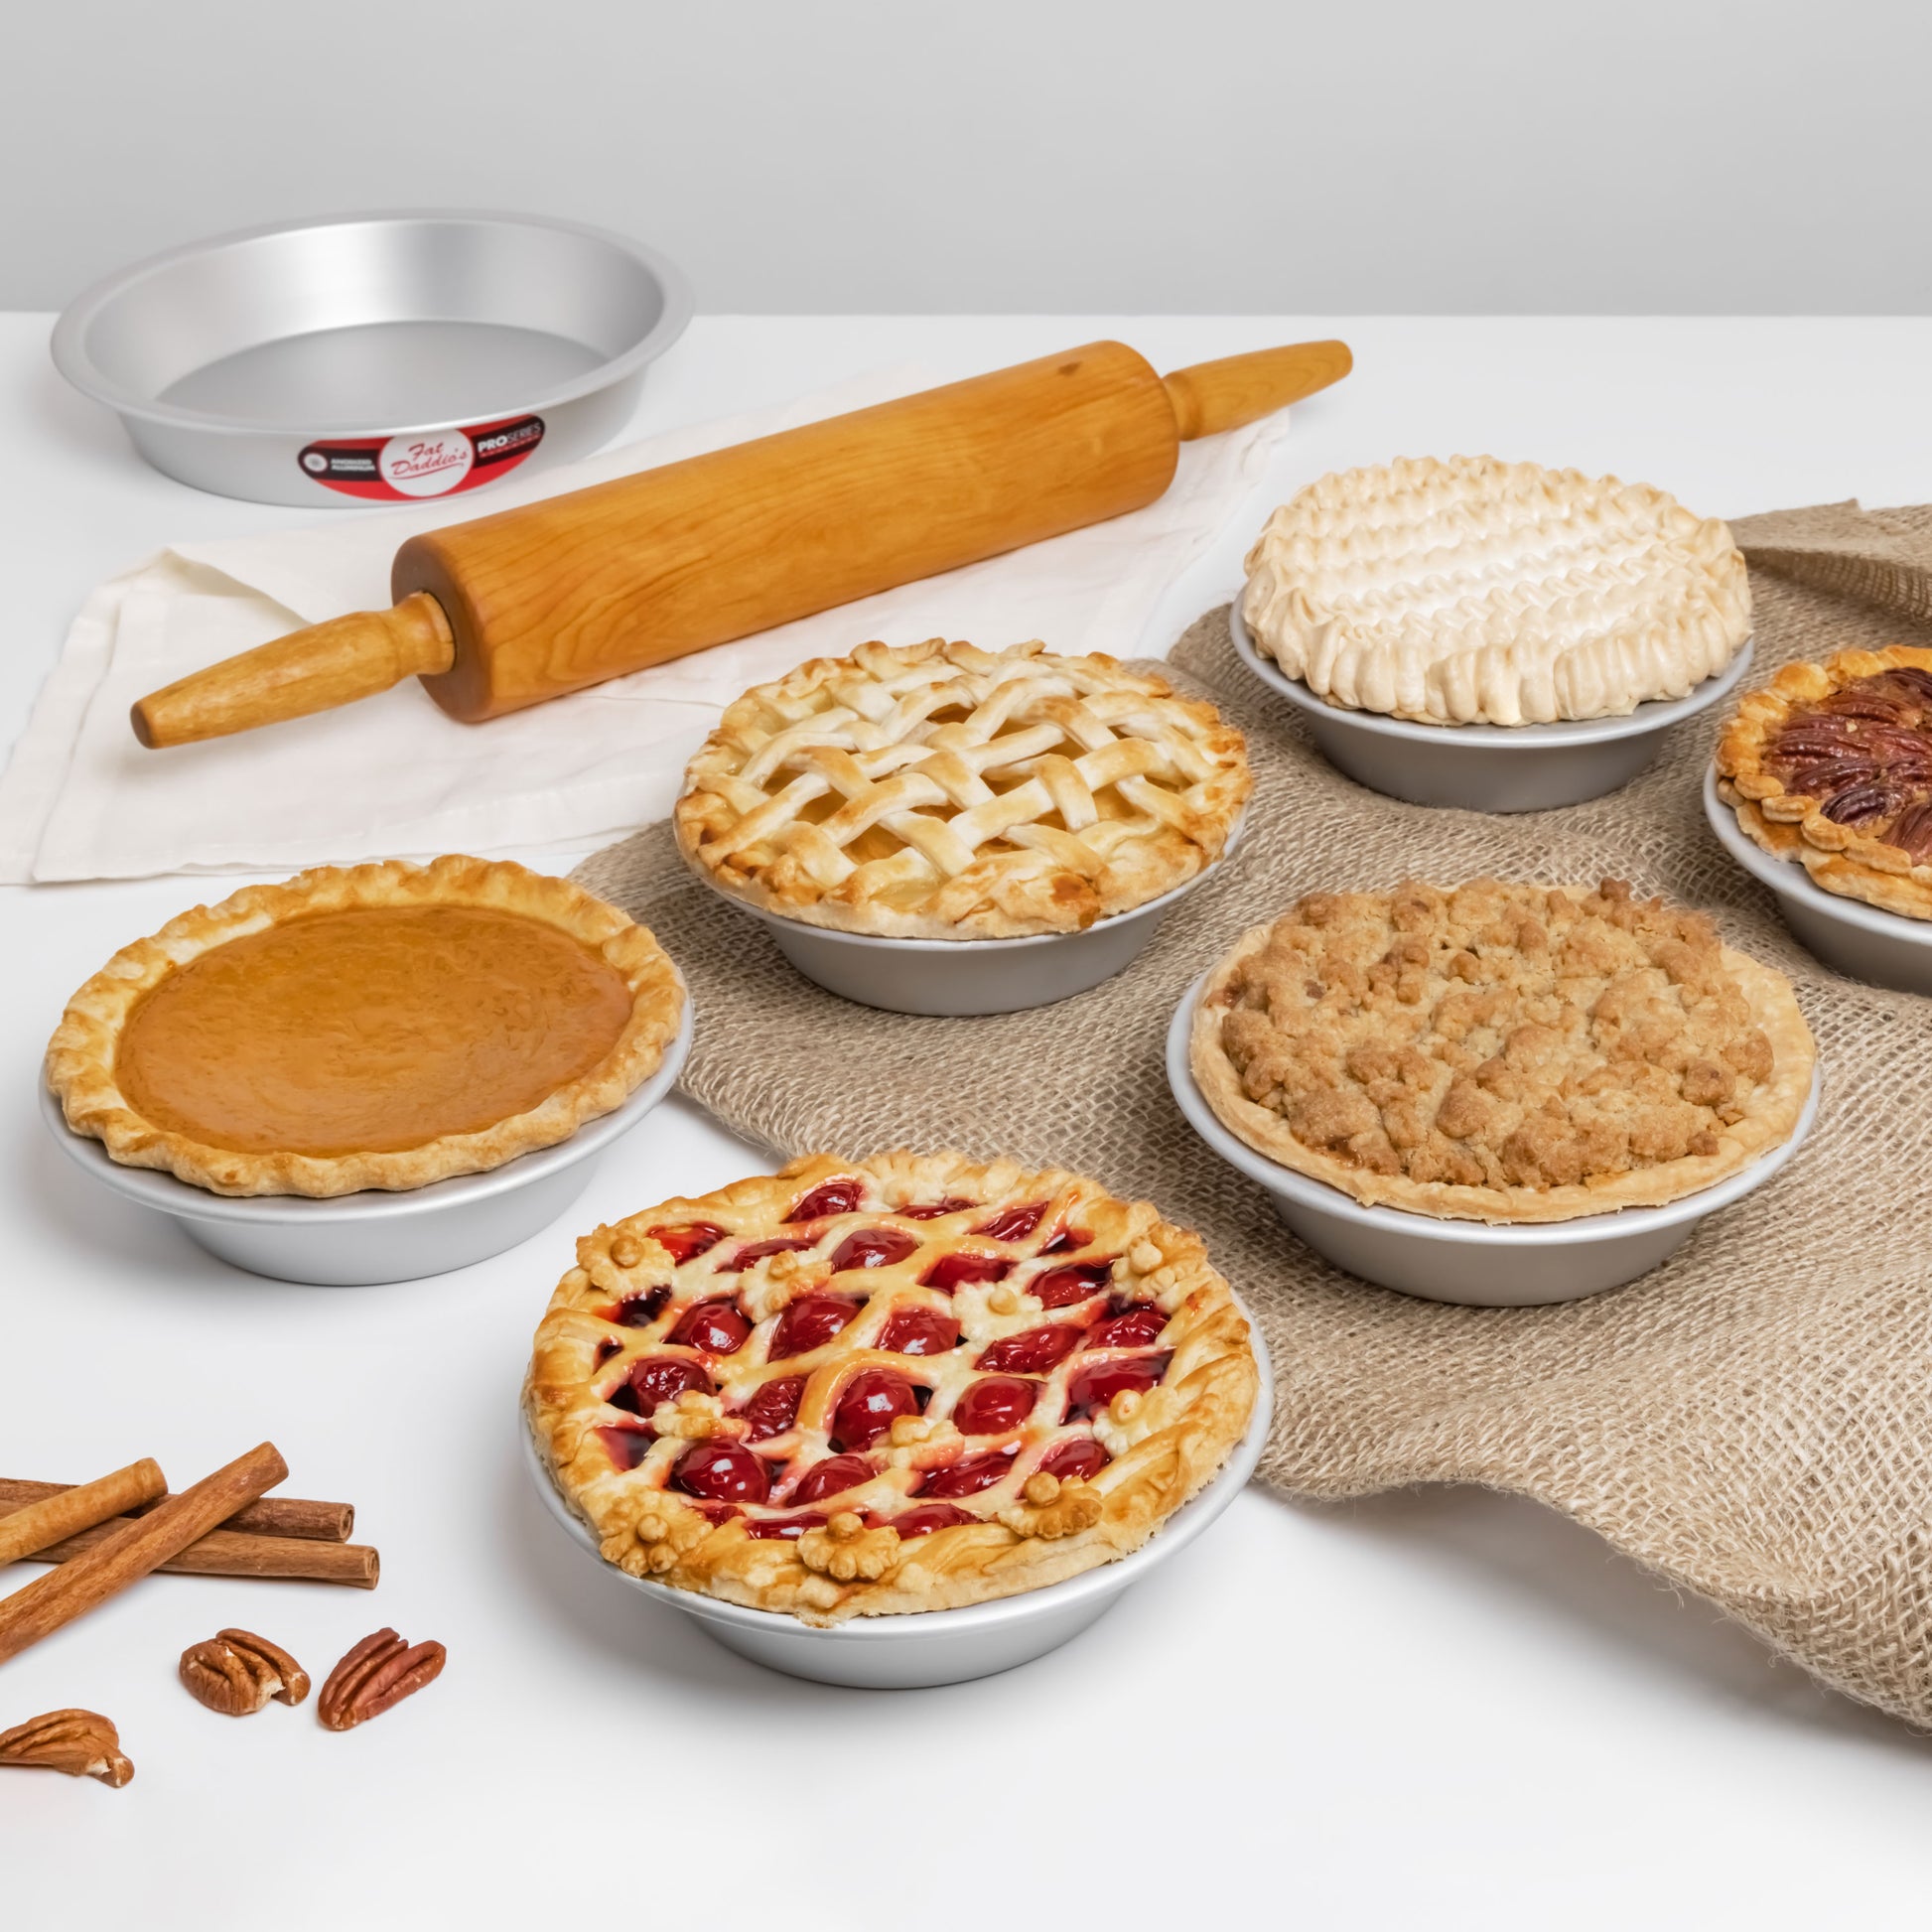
top-left (45, 856), bottom-right (684, 1197)
top-left (1241, 456), bottom-right (1750, 726)
top-left (1716, 644), bottom-right (1932, 921)
top-left (525, 1152), bottom-right (1258, 1622)
top-left (1190, 880), bottom-right (1815, 1225)
top-left (674, 638), bottom-right (1252, 938)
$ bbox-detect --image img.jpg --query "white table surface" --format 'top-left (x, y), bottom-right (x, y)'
top-left (5, 314), bottom-right (1932, 1928)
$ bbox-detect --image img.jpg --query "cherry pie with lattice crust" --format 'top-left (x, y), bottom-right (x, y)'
top-left (1717, 644), bottom-right (1932, 920)
top-left (524, 1151), bottom-right (1258, 1620)
top-left (674, 639), bottom-right (1251, 939)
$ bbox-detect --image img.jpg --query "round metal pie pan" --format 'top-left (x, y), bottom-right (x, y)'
top-left (520, 1302), bottom-right (1273, 1690)
top-left (1702, 765), bottom-right (1932, 997)
top-left (51, 210), bottom-right (693, 506)
top-left (37, 994), bottom-right (693, 1287)
top-left (1228, 598), bottom-right (1755, 813)
top-left (1168, 973), bottom-right (1821, 1307)
top-left (681, 809), bottom-right (1248, 1017)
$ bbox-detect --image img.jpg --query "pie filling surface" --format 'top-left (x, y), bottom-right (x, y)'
top-left (114, 905), bottom-right (634, 1157)
top-left (1759, 666), bottom-right (1932, 860)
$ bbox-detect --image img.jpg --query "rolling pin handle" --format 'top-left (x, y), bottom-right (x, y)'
top-left (130, 592), bottom-right (457, 749)
top-left (1162, 340), bottom-right (1353, 441)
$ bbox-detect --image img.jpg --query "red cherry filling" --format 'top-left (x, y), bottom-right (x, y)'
top-left (788, 1453), bottom-right (876, 1505)
top-left (922, 1251), bottom-right (1010, 1293)
top-left (740, 1374), bottom-right (805, 1443)
top-left (612, 1285), bottom-right (673, 1328)
top-left (609, 1355), bottom-right (712, 1418)
top-left (831, 1227), bottom-right (918, 1272)
top-left (831, 1369), bottom-right (920, 1451)
top-left (595, 1338), bottom-right (621, 1367)
top-left (1031, 1261), bottom-right (1115, 1309)
top-left (976, 1201), bottom-right (1045, 1242)
top-left (667, 1300), bottom-right (752, 1355)
top-left (920, 1450), bottom-right (1018, 1500)
top-left (596, 1425), bottom-right (653, 1471)
top-left (877, 1307), bottom-right (960, 1356)
top-left (672, 1443), bottom-right (769, 1504)
top-left (646, 1222), bottom-right (726, 1264)
top-left (900, 1197), bottom-right (973, 1221)
top-left (723, 1235), bottom-right (817, 1272)
top-left (746, 1512), bottom-right (828, 1541)
top-left (1086, 1304), bottom-right (1169, 1349)
top-left (1037, 1227), bottom-right (1091, 1256)
top-left (953, 1375), bottom-right (1039, 1436)
top-left (977, 1323), bottom-right (1082, 1375)
top-left (767, 1293), bottom-right (862, 1359)
top-left (1064, 1352), bottom-right (1172, 1420)
top-left (889, 1502), bottom-right (977, 1537)
top-left (788, 1178), bottom-right (865, 1222)
top-left (1038, 1437), bottom-right (1111, 1482)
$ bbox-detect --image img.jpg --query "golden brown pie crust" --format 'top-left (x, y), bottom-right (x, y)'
top-left (1716, 644), bottom-right (1932, 920)
top-left (524, 1151), bottom-right (1259, 1622)
top-left (46, 856), bottom-right (684, 1197)
top-left (1189, 879), bottom-right (1815, 1224)
top-left (675, 638), bottom-right (1252, 939)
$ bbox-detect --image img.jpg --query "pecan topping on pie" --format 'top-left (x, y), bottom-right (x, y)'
top-left (1190, 879), bottom-right (1815, 1223)
top-left (45, 856), bottom-right (684, 1196)
top-left (525, 1152), bottom-right (1258, 1620)
top-left (674, 639), bottom-right (1251, 938)
top-left (1718, 645), bottom-right (1932, 919)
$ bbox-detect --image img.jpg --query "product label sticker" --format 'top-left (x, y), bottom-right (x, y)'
top-left (297, 413), bottom-right (545, 501)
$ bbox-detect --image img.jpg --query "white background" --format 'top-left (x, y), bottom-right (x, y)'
top-left (10, 0), bottom-right (1932, 313)
top-left (6, 314), bottom-right (1932, 1924)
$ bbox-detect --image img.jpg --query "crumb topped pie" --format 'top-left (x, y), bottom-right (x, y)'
top-left (524, 1151), bottom-right (1258, 1620)
top-left (1190, 879), bottom-right (1814, 1223)
top-left (1716, 645), bottom-right (1932, 919)
top-left (46, 856), bottom-right (684, 1197)
top-left (675, 639), bottom-right (1251, 938)
top-left (1241, 456), bottom-right (1750, 725)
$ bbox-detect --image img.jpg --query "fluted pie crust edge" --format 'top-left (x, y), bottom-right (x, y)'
top-left (1717, 644), bottom-right (1932, 921)
top-left (45, 855), bottom-right (685, 1198)
top-left (525, 1151), bottom-right (1259, 1622)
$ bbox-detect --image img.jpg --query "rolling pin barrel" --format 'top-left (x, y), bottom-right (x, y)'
top-left (133, 337), bottom-right (1350, 745)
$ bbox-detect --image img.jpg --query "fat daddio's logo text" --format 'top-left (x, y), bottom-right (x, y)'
top-left (296, 414), bottom-right (546, 501)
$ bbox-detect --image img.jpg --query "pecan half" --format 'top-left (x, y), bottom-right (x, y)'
top-left (180, 1628), bottom-right (311, 1716)
top-left (0, 1709), bottom-right (133, 1786)
top-left (317, 1628), bottom-right (446, 1731)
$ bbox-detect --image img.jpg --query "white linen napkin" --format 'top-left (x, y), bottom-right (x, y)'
top-left (0, 367), bottom-right (1292, 883)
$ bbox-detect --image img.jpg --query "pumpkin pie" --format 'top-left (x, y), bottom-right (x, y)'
top-left (45, 856), bottom-right (684, 1197)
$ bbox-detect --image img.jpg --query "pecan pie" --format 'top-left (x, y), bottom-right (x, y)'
top-left (1241, 457), bottom-right (1750, 725)
top-left (1190, 879), bottom-right (1814, 1223)
top-left (1716, 645), bottom-right (1932, 919)
top-left (674, 638), bottom-right (1251, 938)
top-left (46, 856), bottom-right (683, 1196)
top-left (525, 1152), bottom-right (1258, 1620)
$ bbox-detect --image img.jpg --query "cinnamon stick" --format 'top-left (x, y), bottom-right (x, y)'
top-left (0, 1478), bottom-right (351, 1544)
top-left (0, 1460), bottom-right (166, 1567)
top-left (0, 1443), bottom-right (287, 1667)
top-left (33, 1522), bottom-right (377, 1589)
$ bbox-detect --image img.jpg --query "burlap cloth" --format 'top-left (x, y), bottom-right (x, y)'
top-left (574, 501), bottom-right (1932, 1727)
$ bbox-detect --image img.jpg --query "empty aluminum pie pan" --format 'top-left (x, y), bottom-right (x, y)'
top-left (520, 1312), bottom-right (1272, 1690)
top-left (1702, 766), bottom-right (1932, 996)
top-left (681, 810), bottom-right (1247, 1018)
top-left (1228, 600), bottom-right (1755, 814)
top-left (51, 209), bottom-right (693, 506)
top-left (37, 996), bottom-right (693, 1287)
top-left (1167, 975), bottom-right (1820, 1307)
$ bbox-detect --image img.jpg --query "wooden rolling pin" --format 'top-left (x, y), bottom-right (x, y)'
top-left (131, 337), bottom-right (1350, 748)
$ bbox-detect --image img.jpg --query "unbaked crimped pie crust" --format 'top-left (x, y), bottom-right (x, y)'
top-left (1189, 879), bottom-right (1815, 1225)
top-left (525, 1151), bottom-right (1259, 1622)
top-left (675, 637), bottom-right (1252, 939)
top-left (1716, 643), bottom-right (1932, 921)
top-left (1240, 456), bottom-right (1751, 726)
top-left (45, 855), bottom-right (685, 1198)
